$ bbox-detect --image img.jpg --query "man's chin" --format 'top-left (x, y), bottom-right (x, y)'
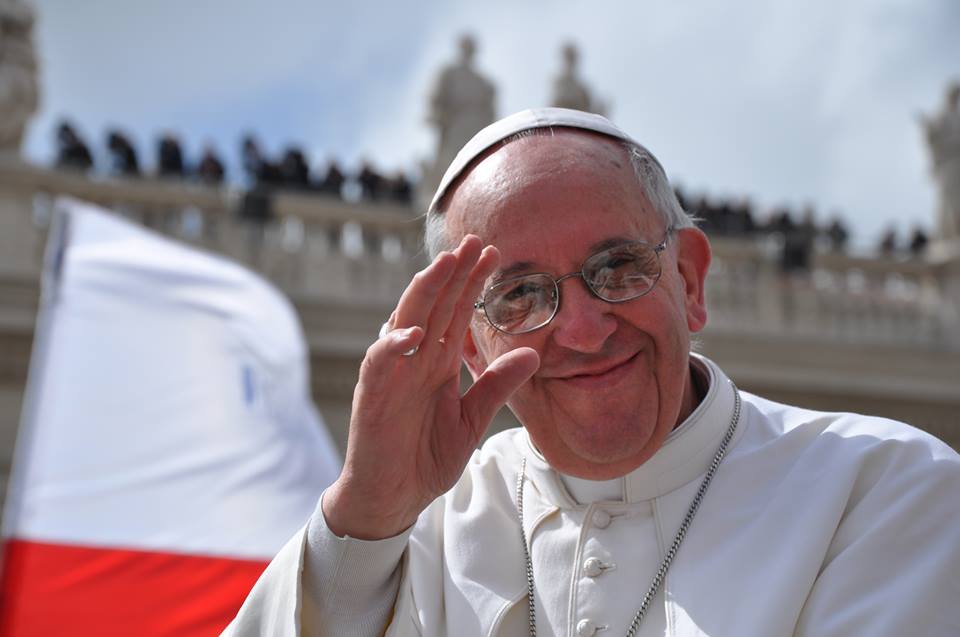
top-left (542, 425), bottom-right (662, 478)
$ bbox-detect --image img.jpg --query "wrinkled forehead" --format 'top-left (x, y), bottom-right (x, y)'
top-left (443, 130), bottom-right (663, 259)
top-left (429, 107), bottom-right (657, 213)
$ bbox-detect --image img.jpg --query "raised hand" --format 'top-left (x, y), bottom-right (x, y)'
top-left (322, 235), bottom-right (540, 540)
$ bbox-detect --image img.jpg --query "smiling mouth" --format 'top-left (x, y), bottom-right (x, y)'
top-left (555, 351), bottom-right (641, 385)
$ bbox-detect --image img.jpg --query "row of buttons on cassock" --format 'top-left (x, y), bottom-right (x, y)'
top-left (576, 508), bottom-right (617, 636)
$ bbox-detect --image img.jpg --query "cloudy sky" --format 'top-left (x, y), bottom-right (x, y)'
top-left (22, 0), bottom-right (959, 249)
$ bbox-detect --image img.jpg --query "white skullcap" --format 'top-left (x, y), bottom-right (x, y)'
top-left (428, 107), bottom-right (658, 213)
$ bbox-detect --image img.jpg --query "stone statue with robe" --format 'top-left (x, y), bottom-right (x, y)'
top-left (0, 0), bottom-right (40, 156)
top-left (921, 82), bottom-right (960, 243)
top-left (419, 35), bottom-right (496, 209)
top-left (551, 43), bottom-right (606, 116)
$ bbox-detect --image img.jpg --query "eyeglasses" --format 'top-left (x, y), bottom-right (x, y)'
top-left (474, 227), bottom-right (675, 335)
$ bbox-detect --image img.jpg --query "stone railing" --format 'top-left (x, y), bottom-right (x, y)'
top-left (706, 237), bottom-right (960, 350)
top-left (0, 158), bottom-right (426, 309)
top-left (3, 158), bottom-right (960, 351)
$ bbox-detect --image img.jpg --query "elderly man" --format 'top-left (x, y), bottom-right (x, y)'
top-left (226, 109), bottom-right (960, 636)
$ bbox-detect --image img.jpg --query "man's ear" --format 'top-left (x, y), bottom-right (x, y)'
top-left (461, 323), bottom-right (489, 380)
top-left (675, 227), bottom-right (711, 333)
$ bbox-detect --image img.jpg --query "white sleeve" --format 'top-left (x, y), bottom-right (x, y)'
top-left (301, 494), bottom-right (413, 637)
top-left (794, 439), bottom-right (960, 636)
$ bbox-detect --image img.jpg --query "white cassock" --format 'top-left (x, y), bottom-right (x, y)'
top-left (223, 355), bottom-right (960, 636)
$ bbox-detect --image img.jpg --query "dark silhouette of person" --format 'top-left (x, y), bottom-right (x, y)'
top-left (694, 196), bottom-right (718, 235)
top-left (197, 144), bottom-right (225, 185)
top-left (318, 160), bottom-right (346, 199)
top-left (280, 146), bottom-right (311, 190)
top-left (357, 161), bottom-right (384, 201)
top-left (106, 130), bottom-right (140, 177)
top-left (771, 210), bottom-right (811, 273)
top-left (157, 133), bottom-right (185, 178)
top-left (767, 208), bottom-right (794, 235)
top-left (878, 228), bottom-right (898, 256)
top-left (241, 134), bottom-right (281, 187)
top-left (825, 217), bottom-right (849, 252)
top-left (730, 198), bottom-right (756, 237)
top-left (239, 134), bottom-right (280, 223)
top-left (390, 171), bottom-right (413, 205)
top-left (54, 121), bottom-right (94, 172)
top-left (908, 227), bottom-right (929, 257)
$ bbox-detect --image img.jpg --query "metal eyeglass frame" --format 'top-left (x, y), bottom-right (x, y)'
top-left (474, 226), bottom-right (676, 335)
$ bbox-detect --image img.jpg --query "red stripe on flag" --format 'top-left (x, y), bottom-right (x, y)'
top-left (0, 539), bottom-right (268, 637)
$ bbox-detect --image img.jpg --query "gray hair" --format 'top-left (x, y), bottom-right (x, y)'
top-left (424, 132), bottom-right (693, 259)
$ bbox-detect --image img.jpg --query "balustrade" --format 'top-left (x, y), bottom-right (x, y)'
top-left (2, 158), bottom-right (960, 351)
top-left (0, 158), bottom-right (426, 309)
top-left (707, 237), bottom-right (959, 349)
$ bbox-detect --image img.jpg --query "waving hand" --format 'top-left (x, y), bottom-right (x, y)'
top-left (322, 235), bottom-right (540, 540)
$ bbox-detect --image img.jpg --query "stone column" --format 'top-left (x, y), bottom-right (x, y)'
top-left (0, 159), bottom-right (43, 279)
top-left (922, 81), bottom-right (960, 253)
top-left (0, 0), bottom-right (41, 278)
top-left (932, 245), bottom-right (960, 348)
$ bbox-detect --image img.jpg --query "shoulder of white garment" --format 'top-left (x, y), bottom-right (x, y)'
top-left (738, 396), bottom-right (960, 635)
top-left (729, 390), bottom-right (960, 538)
top-left (662, 389), bottom-right (960, 636)
top-left (736, 390), bottom-right (959, 465)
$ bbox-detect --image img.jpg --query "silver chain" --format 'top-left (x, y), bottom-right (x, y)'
top-left (516, 386), bottom-right (741, 637)
top-left (516, 455), bottom-right (538, 636)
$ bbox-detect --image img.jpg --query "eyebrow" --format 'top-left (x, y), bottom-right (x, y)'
top-left (493, 236), bottom-right (638, 282)
top-left (493, 261), bottom-right (538, 282)
top-left (589, 236), bottom-right (636, 253)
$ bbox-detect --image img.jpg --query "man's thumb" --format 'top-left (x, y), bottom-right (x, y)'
top-left (461, 347), bottom-right (539, 436)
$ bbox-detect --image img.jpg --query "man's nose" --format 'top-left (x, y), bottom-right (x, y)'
top-left (549, 277), bottom-right (617, 353)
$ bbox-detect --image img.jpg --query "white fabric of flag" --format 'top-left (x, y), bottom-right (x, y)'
top-left (3, 198), bottom-right (340, 559)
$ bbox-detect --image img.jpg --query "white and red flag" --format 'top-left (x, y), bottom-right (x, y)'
top-left (0, 199), bottom-right (341, 636)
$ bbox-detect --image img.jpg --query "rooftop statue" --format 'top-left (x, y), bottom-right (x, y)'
top-left (922, 81), bottom-right (960, 243)
top-left (551, 43), bottom-right (606, 116)
top-left (420, 35), bottom-right (496, 208)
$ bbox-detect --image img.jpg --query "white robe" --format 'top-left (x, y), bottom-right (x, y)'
top-left (224, 356), bottom-right (960, 636)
